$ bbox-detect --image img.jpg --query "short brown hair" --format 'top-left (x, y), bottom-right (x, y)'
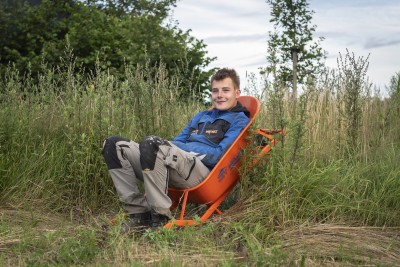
top-left (211, 68), bottom-right (240, 89)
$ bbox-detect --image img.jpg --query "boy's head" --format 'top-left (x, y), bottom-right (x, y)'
top-left (210, 68), bottom-right (241, 111)
top-left (211, 68), bottom-right (240, 89)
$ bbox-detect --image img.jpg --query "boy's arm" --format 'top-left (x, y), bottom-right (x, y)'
top-left (172, 111), bottom-right (204, 142)
top-left (172, 123), bottom-right (191, 143)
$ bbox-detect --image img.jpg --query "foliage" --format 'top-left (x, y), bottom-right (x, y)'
top-left (0, 0), bottom-right (215, 98)
top-left (254, 49), bottom-right (400, 226)
top-left (264, 0), bottom-right (326, 98)
top-left (387, 72), bottom-right (400, 143)
top-left (0, 56), bottom-right (205, 213)
top-left (336, 50), bottom-right (371, 156)
top-left (0, 0), bottom-right (73, 72)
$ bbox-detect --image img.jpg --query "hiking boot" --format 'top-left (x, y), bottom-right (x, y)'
top-left (120, 211), bottom-right (151, 233)
top-left (150, 210), bottom-right (170, 230)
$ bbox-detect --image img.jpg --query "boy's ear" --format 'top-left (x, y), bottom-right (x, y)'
top-left (236, 88), bottom-right (241, 98)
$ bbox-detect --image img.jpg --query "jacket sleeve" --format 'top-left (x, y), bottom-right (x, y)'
top-left (172, 111), bottom-right (204, 143)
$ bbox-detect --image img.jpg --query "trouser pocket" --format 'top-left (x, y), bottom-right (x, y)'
top-left (164, 146), bottom-right (197, 180)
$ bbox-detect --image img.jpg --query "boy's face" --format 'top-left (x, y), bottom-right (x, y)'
top-left (211, 77), bottom-right (240, 111)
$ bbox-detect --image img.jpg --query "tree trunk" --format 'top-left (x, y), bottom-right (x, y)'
top-left (292, 48), bottom-right (298, 116)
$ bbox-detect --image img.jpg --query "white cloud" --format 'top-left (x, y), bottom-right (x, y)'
top-left (173, 0), bottom-right (400, 91)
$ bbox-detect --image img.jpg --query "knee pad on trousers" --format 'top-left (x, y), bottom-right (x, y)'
top-left (102, 135), bottom-right (130, 170)
top-left (139, 135), bottom-right (170, 171)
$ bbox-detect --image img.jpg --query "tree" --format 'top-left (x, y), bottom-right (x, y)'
top-left (0, 0), bottom-right (215, 98)
top-left (0, 0), bottom-right (73, 73)
top-left (265, 0), bottom-right (326, 100)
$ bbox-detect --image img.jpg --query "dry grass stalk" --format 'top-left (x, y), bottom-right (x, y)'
top-left (278, 223), bottom-right (400, 265)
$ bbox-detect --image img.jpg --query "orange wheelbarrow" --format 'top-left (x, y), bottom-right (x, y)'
top-left (165, 96), bottom-right (285, 228)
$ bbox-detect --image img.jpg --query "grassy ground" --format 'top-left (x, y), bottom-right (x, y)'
top-left (1, 207), bottom-right (399, 266)
top-left (1, 56), bottom-right (400, 266)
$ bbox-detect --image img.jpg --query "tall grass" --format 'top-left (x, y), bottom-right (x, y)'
top-left (1, 50), bottom-right (400, 225)
top-left (0, 56), bottom-right (204, 214)
top-left (239, 50), bottom-right (400, 230)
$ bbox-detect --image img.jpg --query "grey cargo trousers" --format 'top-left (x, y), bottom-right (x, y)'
top-left (102, 135), bottom-right (210, 218)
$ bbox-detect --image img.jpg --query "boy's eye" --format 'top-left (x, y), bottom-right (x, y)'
top-left (212, 87), bottom-right (232, 93)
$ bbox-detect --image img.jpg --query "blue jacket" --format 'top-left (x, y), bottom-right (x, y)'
top-left (172, 102), bottom-right (250, 169)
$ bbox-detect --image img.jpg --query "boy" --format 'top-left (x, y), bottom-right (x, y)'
top-left (102, 68), bottom-right (250, 231)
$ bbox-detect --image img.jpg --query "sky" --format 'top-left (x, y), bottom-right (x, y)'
top-left (172, 0), bottom-right (400, 94)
